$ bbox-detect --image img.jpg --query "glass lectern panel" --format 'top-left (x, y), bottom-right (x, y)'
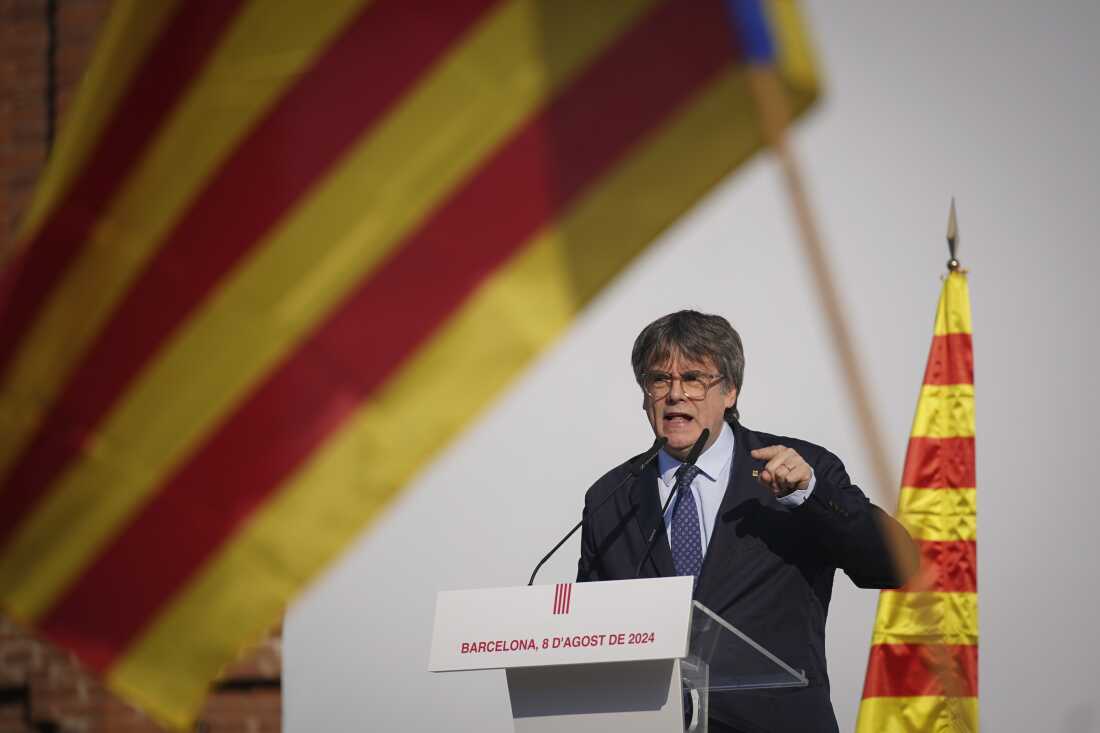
top-left (686, 601), bottom-right (808, 692)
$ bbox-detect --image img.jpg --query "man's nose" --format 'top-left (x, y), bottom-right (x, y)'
top-left (667, 377), bottom-right (686, 402)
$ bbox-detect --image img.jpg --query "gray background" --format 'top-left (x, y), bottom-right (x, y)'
top-left (285, 2), bottom-right (1100, 730)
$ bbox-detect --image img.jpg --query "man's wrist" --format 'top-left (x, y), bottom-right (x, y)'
top-left (776, 471), bottom-right (815, 507)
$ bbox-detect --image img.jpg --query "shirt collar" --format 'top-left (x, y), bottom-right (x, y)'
top-left (657, 422), bottom-right (735, 484)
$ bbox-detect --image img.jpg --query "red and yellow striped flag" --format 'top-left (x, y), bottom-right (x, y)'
top-left (856, 270), bottom-right (978, 731)
top-left (0, 0), bottom-right (818, 728)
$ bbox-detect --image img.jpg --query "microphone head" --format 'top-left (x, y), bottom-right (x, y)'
top-left (684, 428), bottom-right (710, 466)
top-left (629, 436), bottom-right (669, 476)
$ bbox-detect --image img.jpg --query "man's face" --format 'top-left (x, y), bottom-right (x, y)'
top-left (642, 352), bottom-right (737, 460)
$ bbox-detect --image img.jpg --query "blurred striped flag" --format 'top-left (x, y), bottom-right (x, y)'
top-left (0, 0), bottom-right (818, 727)
top-left (856, 271), bottom-right (979, 731)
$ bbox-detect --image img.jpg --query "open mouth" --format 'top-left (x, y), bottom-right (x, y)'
top-left (663, 411), bottom-right (693, 426)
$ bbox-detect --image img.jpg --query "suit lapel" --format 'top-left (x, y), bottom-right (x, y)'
top-left (695, 422), bottom-right (769, 603)
top-left (630, 461), bottom-right (676, 578)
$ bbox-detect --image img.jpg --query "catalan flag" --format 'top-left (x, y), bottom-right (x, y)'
top-left (856, 270), bottom-right (978, 731)
top-left (0, 0), bottom-right (818, 728)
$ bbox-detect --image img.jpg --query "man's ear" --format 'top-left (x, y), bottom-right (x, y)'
top-left (724, 386), bottom-right (739, 409)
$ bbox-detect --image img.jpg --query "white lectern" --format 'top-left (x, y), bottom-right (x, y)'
top-left (429, 577), bottom-right (807, 732)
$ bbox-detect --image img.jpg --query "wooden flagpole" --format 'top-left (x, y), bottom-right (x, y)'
top-left (741, 66), bottom-right (927, 586)
top-left (743, 66), bottom-right (898, 506)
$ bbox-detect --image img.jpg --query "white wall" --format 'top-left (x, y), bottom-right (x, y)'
top-left (285, 3), bottom-right (1100, 731)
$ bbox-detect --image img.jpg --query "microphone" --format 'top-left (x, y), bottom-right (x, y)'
top-left (527, 437), bottom-right (668, 586)
top-left (629, 436), bottom-right (669, 476)
top-left (634, 428), bottom-right (710, 579)
top-left (680, 429), bottom-right (710, 468)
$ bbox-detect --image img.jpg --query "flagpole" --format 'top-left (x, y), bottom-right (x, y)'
top-left (946, 196), bottom-right (963, 272)
top-left (740, 65), bottom-right (931, 586)
top-left (925, 199), bottom-right (975, 719)
top-left (934, 199), bottom-right (974, 712)
top-left (747, 65), bottom-right (976, 715)
top-left (742, 67), bottom-right (896, 501)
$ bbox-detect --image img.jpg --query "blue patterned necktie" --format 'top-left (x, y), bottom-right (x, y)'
top-left (670, 464), bottom-right (703, 580)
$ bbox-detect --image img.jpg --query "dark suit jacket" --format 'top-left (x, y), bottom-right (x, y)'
top-left (576, 420), bottom-right (917, 733)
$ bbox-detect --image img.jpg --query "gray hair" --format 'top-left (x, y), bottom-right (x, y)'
top-left (631, 310), bottom-right (745, 422)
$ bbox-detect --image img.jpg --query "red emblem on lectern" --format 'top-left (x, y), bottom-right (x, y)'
top-left (552, 583), bottom-right (572, 615)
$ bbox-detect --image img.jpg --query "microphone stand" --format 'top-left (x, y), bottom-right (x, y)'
top-left (527, 437), bottom-right (666, 586)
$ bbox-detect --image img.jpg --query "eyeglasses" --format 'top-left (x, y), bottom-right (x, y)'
top-left (642, 371), bottom-right (724, 401)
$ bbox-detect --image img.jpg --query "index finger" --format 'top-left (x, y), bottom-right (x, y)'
top-left (750, 445), bottom-right (785, 460)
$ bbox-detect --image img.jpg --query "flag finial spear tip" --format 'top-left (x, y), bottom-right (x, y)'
top-left (946, 197), bottom-right (960, 271)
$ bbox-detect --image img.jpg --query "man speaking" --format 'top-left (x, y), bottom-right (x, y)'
top-left (577, 310), bottom-right (918, 732)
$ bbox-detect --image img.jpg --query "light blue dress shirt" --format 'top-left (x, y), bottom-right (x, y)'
top-left (656, 422), bottom-right (816, 554)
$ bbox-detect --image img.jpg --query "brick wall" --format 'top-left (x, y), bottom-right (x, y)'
top-left (0, 2), bottom-right (283, 730)
top-left (1, 0), bottom-right (113, 248)
top-left (0, 616), bottom-right (283, 733)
